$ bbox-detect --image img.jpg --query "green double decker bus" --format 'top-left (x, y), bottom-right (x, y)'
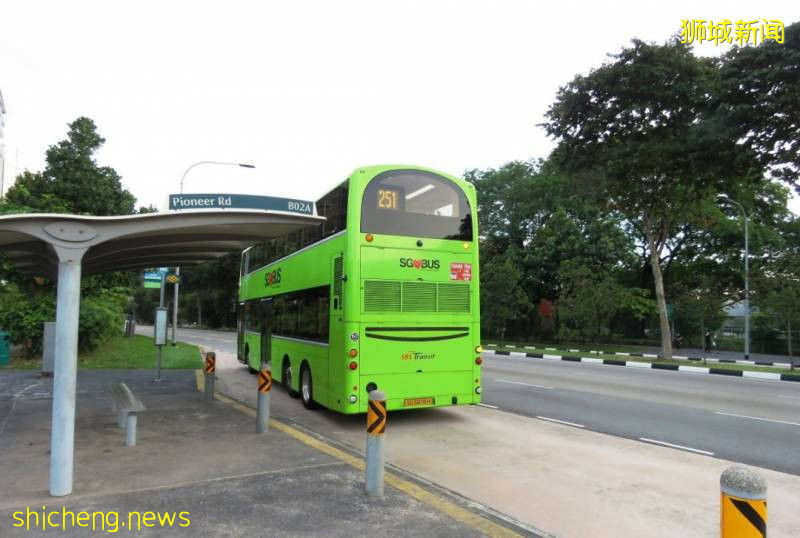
top-left (237, 165), bottom-right (481, 413)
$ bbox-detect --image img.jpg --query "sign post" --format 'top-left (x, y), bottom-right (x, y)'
top-left (153, 270), bottom-right (168, 381)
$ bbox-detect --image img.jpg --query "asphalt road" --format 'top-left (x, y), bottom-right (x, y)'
top-left (152, 327), bottom-right (800, 475)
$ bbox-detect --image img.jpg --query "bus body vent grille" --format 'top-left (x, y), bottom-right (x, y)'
top-left (363, 280), bottom-right (401, 312)
top-left (437, 283), bottom-right (470, 312)
top-left (402, 282), bottom-right (437, 312)
top-left (333, 256), bottom-right (343, 310)
top-left (362, 280), bottom-right (471, 313)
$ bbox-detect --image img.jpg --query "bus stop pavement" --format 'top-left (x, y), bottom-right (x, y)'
top-left (206, 349), bottom-right (800, 538)
top-left (0, 370), bottom-right (521, 537)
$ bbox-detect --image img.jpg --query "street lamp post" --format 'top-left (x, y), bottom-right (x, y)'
top-left (172, 161), bottom-right (256, 345)
top-left (718, 194), bottom-right (750, 360)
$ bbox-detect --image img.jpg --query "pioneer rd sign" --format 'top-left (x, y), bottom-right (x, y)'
top-left (169, 193), bottom-right (314, 214)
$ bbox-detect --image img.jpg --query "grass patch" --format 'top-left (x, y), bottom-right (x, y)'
top-left (2, 335), bottom-right (201, 370)
top-left (488, 344), bottom-right (795, 374)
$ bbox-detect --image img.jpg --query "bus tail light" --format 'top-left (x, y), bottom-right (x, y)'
top-left (475, 357), bottom-right (483, 365)
top-left (348, 348), bottom-right (358, 357)
top-left (349, 361), bottom-right (358, 370)
top-left (349, 394), bottom-right (358, 403)
top-left (475, 386), bottom-right (482, 394)
top-left (365, 233), bottom-right (374, 242)
top-left (475, 345), bottom-right (483, 353)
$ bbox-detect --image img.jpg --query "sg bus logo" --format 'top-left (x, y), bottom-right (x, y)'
top-left (399, 258), bottom-right (440, 270)
top-left (265, 268), bottom-right (282, 287)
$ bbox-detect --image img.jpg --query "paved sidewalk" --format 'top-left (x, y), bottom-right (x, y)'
top-left (0, 370), bottom-right (526, 537)
top-left (207, 347), bottom-right (800, 538)
top-left (653, 346), bottom-right (796, 365)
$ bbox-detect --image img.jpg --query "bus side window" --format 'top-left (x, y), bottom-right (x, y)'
top-left (317, 183), bottom-right (348, 238)
top-left (285, 297), bottom-right (298, 335)
top-left (319, 292), bottom-right (329, 340)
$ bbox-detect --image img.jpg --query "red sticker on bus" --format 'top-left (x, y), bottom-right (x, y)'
top-left (450, 263), bottom-right (472, 281)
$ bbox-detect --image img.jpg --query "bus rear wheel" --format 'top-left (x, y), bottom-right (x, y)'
top-left (283, 358), bottom-right (299, 398)
top-left (300, 364), bottom-right (318, 410)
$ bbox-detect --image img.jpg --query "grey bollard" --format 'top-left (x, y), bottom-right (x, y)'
top-left (365, 390), bottom-right (386, 498)
top-left (256, 366), bottom-right (272, 433)
top-left (42, 321), bottom-right (56, 377)
top-left (720, 466), bottom-right (767, 537)
top-left (125, 415), bottom-right (137, 447)
top-left (204, 352), bottom-right (216, 402)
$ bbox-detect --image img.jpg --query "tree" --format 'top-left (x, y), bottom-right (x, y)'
top-left (752, 217), bottom-right (800, 367)
top-left (1, 118), bottom-right (138, 354)
top-left (479, 256), bottom-right (531, 341)
top-left (720, 22), bottom-right (800, 194)
top-left (556, 261), bottom-right (654, 342)
top-left (541, 37), bottom-right (756, 359)
top-left (5, 117), bottom-right (135, 215)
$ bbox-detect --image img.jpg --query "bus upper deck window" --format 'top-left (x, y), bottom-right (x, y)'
top-left (360, 171), bottom-right (472, 241)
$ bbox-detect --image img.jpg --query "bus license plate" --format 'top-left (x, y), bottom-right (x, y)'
top-left (403, 397), bottom-right (434, 407)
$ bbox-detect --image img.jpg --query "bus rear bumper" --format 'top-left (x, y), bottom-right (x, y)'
top-left (355, 371), bottom-right (479, 413)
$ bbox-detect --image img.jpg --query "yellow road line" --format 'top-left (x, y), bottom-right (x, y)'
top-left (195, 369), bottom-right (520, 537)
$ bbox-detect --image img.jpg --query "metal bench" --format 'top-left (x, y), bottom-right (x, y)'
top-left (110, 382), bottom-right (146, 447)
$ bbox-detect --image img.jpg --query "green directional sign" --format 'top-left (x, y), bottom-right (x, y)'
top-left (144, 271), bottom-right (162, 289)
top-left (168, 193), bottom-right (314, 214)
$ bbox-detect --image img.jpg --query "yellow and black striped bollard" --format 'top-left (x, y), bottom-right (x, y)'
top-left (365, 390), bottom-right (387, 498)
top-left (204, 352), bottom-right (216, 402)
top-left (256, 364), bottom-right (272, 433)
top-left (721, 466), bottom-right (767, 538)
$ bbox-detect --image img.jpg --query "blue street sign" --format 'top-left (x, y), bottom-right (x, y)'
top-left (168, 193), bottom-right (314, 215)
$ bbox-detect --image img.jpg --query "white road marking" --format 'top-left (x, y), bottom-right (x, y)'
top-left (776, 395), bottom-right (800, 401)
top-left (537, 416), bottom-right (585, 428)
top-left (495, 379), bottom-right (553, 390)
top-left (714, 411), bottom-right (800, 427)
top-left (638, 438), bottom-right (714, 456)
top-left (477, 403), bottom-right (499, 409)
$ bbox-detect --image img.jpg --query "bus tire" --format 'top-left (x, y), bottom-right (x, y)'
top-left (283, 357), bottom-right (299, 398)
top-left (300, 363), bottom-right (318, 410)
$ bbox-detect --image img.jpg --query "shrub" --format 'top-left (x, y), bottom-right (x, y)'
top-left (0, 283), bottom-right (126, 355)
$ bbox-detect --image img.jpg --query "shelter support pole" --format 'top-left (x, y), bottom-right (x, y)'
top-left (49, 248), bottom-right (86, 497)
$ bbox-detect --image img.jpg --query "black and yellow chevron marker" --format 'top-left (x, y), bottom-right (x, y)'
top-left (204, 352), bottom-right (216, 374)
top-left (721, 466), bottom-right (767, 538)
top-left (258, 368), bottom-right (272, 393)
top-left (366, 399), bottom-right (386, 435)
top-left (721, 494), bottom-right (766, 537)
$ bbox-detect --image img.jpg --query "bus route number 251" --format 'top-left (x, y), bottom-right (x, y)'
top-left (378, 189), bottom-right (399, 210)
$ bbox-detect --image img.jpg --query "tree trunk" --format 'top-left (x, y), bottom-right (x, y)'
top-left (700, 319), bottom-right (705, 365)
top-left (645, 229), bottom-right (672, 360)
top-left (196, 295), bottom-right (203, 327)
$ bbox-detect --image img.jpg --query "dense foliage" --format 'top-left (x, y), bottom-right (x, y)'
top-left (0, 118), bottom-right (137, 354)
top-left (475, 27), bottom-right (800, 358)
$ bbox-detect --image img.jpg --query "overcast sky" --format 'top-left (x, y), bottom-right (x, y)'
top-left (1, 1), bottom-right (798, 211)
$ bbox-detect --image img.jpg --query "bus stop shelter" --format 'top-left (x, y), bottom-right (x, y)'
top-left (0, 208), bottom-right (322, 496)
